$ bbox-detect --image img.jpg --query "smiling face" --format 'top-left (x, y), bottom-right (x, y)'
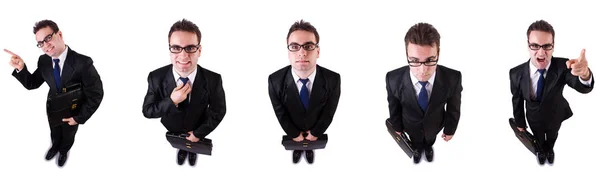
top-left (35, 27), bottom-right (66, 58)
top-left (169, 31), bottom-right (201, 75)
top-left (528, 30), bottom-right (554, 69)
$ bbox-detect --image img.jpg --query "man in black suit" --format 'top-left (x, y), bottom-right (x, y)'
top-left (5, 20), bottom-right (104, 167)
top-left (142, 19), bottom-right (226, 166)
top-left (386, 23), bottom-right (462, 164)
top-left (510, 20), bottom-right (594, 165)
top-left (268, 20), bottom-right (341, 164)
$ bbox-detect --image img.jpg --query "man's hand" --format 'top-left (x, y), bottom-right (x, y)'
top-left (186, 131), bottom-right (200, 142)
top-left (4, 49), bottom-right (24, 71)
top-left (517, 127), bottom-right (524, 132)
top-left (170, 83), bottom-right (191, 106)
top-left (442, 134), bottom-right (453, 142)
top-left (62, 117), bottom-right (78, 126)
top-left (305, 130), bottom-right (318, 141)
top-left (566, 49), bottom-right (591, 81)
top-left (293, 132), bottom-right (304, 142)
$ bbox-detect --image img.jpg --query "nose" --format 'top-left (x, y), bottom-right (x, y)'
top-left (297, 48), bottom-right (308, 57)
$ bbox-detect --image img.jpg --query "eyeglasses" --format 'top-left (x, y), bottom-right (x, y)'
top-left (528, 43), bottom-right (554, 50)
top-left (287, 42), bottom-right (318, 52)
top-left (36, 32), bottom-right (56, 48)
top-left (169, 44), bottom-right (201, 53)
top-left (407, 57), bottom-right (438, 67)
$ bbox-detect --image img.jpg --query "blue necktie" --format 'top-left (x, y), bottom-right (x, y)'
top-left (53, 59), bottom-right (61, 93)
top-left (299, 78), bottom-right (310, 110)
top-left (536, 69), bottom-right (546, 101)
top-left (179, 77), bottom-right (190, 108)
top-left (417, 81), bottom-right (429, 112)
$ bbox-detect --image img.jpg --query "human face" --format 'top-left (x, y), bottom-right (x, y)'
top-left (169, 31), bottom-right (201, 75)
top-left (287, 30), bottom-right (320, 73)
top-left (35, 27), bottom-right (65, 58)
top-left (528, 30), bottom-right (554, 69)
top-left (406, 43), bottom-right (438, 82)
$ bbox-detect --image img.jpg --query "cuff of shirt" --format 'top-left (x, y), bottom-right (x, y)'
top-left (579, 75), bottom-right (593, 86)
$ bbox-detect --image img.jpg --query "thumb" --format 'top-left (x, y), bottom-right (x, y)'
top-left (566, 59), bottom-right (577, 69)
top-left (174, 84), bottom-right (183, 90)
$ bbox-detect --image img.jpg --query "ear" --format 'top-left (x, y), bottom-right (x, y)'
top-left (316, 46), bottom-right (320, 58)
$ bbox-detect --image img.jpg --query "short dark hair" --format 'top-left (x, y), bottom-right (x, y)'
top-left (527, 20), bottom-right (555, 42)
top-left (168, 18), bottom-right (202, 44)
top-left (404, 22), bottom-right (441, 52)
top-left (286, 19), bottom-right (320, 44)
top-left (33, 20), bottom-right (59, 34)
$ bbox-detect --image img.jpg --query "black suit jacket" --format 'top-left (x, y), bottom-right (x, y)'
top-left (268, 65), bottom-right (341, 137)
top-left (386, 65), bottom-right (462, 138)
top-left (510, 57), bottom-right (594, 130)
top-left (142, 64), bottom-right (226, 139)
top-left (12, 47), bottom-right (104, 124)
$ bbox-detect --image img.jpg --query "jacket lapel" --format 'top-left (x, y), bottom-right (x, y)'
top-left (541, 58), bottom-right (559, 102)
top-left (401, 68), bottom-right (424, 117)
top-left (284, 66), bottom-right (307, 113)
top-left (187, 66), bottom-right (207, 110)
top-left (41, 56), bottom-right (58, 93)
top-left (162, 65), bottom-right (177, 96)
top-left (307, 66), bottom-right (326, 114)
top-left (424, 67), bottom-right (447, 116)
top-left (520, 62), bottom-right (532, 101)
top-left (59, 48), bottom-right (76, 88)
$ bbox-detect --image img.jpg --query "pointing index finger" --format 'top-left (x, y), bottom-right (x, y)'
top-left (579, 49), bottom-right (586, 61)
top-left (3, 49), bottom-right (18, 57)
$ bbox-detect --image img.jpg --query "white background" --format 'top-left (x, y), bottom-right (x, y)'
top-left (0, 0), bottom-right (598, 176)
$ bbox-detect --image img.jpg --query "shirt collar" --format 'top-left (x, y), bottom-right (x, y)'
top-left (410, 69), bottom-right (436, 86)
top-left (291, 67), bottom-right (317, 83)
top-left (172, 65), bottom-right (198, 84)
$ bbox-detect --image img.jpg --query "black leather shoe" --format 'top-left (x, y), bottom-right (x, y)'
top-left (188, 153), bottom-right (197, 166)
top-left (292, 150), bottom-right (302, 164)
top-left (413, 149), bottom-right (422, 164)
top-left (305, 150), bottom-right (314, 164)
top-left (45, 149), bottom-right (58, 160)
top-left (57, 153), bottom-right (68, 167)
top-left (536, 151), bottom-right (546, 165)
top-left (547, 149), bottom-right (554, 164)
top-left (177, 150), bottom-right (188, 165)
top-left (425, 147), bottom-right (434, 162)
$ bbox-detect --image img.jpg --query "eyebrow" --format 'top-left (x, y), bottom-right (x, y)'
top-left (289, 41), bottom-right (316, 45)
top-left (408, 56), bottom-right (437, 61)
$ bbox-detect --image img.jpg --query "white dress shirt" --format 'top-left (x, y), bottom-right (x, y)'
top-left (529, 59), bottom-right (593, 100)
top-left (52, 46), bottom-right (69, 76)
top-left (409, 71), bottom-right (437, 100)
top-left (291, 68), bottom-right (317, 96)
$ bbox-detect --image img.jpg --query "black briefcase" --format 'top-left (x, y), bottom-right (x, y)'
top-left (282, 134), bottom-right (328, 150)
top-left (386, 118), bottom-right (414, 158)
top-left (46, 83), bottom-right (83, 127)
top-left (165, 132), bottom-right (213, 155)
top-left (508, 118), bottom-right (540, 155)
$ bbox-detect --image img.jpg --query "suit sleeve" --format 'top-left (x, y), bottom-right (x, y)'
top-left (73, 58), bottom-right (104, 124)
top-left (510, 69), bottom-right (527, 128)
top-left (443, 71), bottom-right (462, 135)
top-left (386, 72), bottom-right (403, 132)
top-left (268, 75), bottom-right (301, 136)
top-left (311, 74), bottom-right (341, 137)
top-left (193, 74), bottom-right (227, 138)
top-left (142, 72), bottom-right (178, 118)
top-left (12, 58), bottom-right (45, 90)
top-left (565, 68), bottom-right (594, 93)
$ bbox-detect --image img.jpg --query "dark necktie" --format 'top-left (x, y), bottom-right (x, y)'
top-left (179, 77), bottom-right (190, 109)
top-left (53, 59), bottom-right (61, 93)
top-left (417, 81), bottom-right (429, 112)
top-left (299, 78), bottom-right (310, 110)
top-left (536, 69), bottom-right (546, 101)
